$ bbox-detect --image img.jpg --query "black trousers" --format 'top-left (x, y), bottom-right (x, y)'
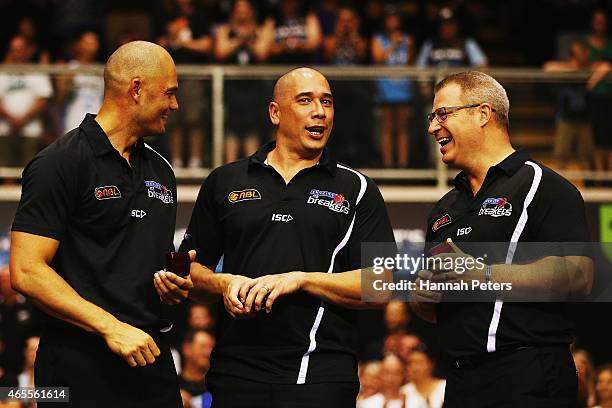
top-left (35, 325), bottom-right (182, 408)
top-left (443, 345), bottom-right (577, 408)
top-left (207, 374), bottom-right (359, 408)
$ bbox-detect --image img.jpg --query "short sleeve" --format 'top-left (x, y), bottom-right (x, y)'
top-left (346, 176), bottom-right (396, 269)
top-left (528, 172), bottom-right (590, 243)
top-left (12, 151), bottom-right (79, 240)
top-left (178, 171), bottom-right (223, 267)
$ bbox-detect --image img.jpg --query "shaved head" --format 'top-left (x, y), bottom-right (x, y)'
top-left (103, 41), bottom-right (175, 95)
top-left (273, 67), bottom-right (329, 103)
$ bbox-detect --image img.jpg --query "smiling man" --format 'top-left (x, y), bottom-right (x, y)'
top-left (10, 41), bottom-right (181, 407)
top-left (155, 67), bottom-right (395, 407)
top-left (411, 71), bottom-right (593, 408)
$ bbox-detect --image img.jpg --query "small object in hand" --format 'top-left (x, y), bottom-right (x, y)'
top-left (165, 252), bottom-right (191, 277)
top-left (428, 242), bottom-right (455, 256)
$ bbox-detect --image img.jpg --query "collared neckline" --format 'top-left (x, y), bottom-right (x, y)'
top-left (453, 149), bottom-right (531, 191)
top-left (81, 113), bottom-right (146, 158)
top-left (249, 140), bottom-right (337, 175)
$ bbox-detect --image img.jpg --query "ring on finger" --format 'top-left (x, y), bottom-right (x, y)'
top-left (261, 285), bottom-right (271, 295)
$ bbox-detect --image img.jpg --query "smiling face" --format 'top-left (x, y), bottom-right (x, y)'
top-left (428, 83), bottom-right (482, 168)
top-left (270, 69), bottom-right (334, 155)
top-left (135, 56), bottom-right (179, 136)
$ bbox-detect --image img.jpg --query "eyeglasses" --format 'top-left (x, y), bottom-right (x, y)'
top-left (427, 103), bottom-right (496, 123)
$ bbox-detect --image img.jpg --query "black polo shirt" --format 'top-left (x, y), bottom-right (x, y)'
top-left (180, 141), bottom-right (395, 384)
top-left (12, 114), bottom-right (177, 331)
top-left (426, 150), bottom-right (590, 360)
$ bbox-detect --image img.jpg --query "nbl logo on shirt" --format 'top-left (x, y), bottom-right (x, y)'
top-left (307, 189), bottom-right (350, 214)
top-left (479, 197), bottom-right (513, 217)
top-left (94, 185), bottom-right (121, 200)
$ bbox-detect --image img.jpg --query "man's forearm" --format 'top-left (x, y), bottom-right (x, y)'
top-left (491, 256), bottom-right (593, 296)
top-left (300, 269), bottom-right (384, 309)
top-left (11, 262), bottom-right (119, 335)
top-left (189, 262), bottom-right (231, 304)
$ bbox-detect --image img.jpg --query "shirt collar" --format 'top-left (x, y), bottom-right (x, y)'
top-left (453, 149), bottom-right (531, 190)
top-left (248, 140), bottom-right (337, 175)
top-left (81, 113), bottom-right (146, 158)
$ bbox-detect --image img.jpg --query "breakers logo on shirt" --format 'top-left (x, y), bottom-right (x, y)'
top-left (432, 213), bottom-right (452, 232)
top-left (145, 181), bottom-right (174, 204)
top-left (228, 189), bottom-right (261, 203)
top-left (479, 197), bottom-right (513, 217)
top-left (95, 185), bottom-right (121, 200)
top-left (307, 189), bottom-right (350, 214)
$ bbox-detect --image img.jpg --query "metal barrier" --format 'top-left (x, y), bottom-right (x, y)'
top-left (0, 64), bottom-right (611, 190)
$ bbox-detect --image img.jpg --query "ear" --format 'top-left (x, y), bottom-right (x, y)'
top-left (129, 78), bottom-right (143, 103)
top-left (269, 101), bottom-right (280, 126)
top-left (478, 103), bottom-right (494, 128)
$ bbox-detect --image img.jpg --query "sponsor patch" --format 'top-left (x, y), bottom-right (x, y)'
top-left (145, 180), bottom-right (174, 204)
top-left (228, 189), bottom-right (261, 203)
top-left (95, 185), bottom-right (121, 200)
top-left (479, 197), bottom-right (513, 217)
top-left (432, 214), bottom-right (452, 232)
top-left (272, 213), bottom-right (293, 222)
top-left (307, 189), bottom-right (350, 214)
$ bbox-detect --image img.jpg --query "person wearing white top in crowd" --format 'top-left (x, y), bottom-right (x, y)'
top-left (57, 31), bottom-right (104, 134)
top-left (359, 354), bottom-right (406, 408)
top-left (357, 361), bottom-right (382, 407)
top-left (400, 346), bottom-right (445, 408)
top-left (0, 35), bottom-right (52, 166)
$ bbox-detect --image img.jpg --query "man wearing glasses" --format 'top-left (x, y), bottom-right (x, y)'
top-left (411, 71), bottom-right (593, 407)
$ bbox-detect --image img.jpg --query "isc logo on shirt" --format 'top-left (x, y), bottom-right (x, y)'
top-left (228, 189), bottom-right (261, 203)
top-left (271, 213), bottom-right (293, 222)
top-left (95, 185), bottom-right (121, 200)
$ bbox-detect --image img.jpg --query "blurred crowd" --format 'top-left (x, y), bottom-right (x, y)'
top-left (0, 0), bottom-right (610, 171)
top-left (1, 263), bottom-right (611, 408)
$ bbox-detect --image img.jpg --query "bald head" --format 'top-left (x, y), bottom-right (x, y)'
top-left (104, 41), bottom-right (175, 95)
top-left (273, 67), bottom-right (329, 103)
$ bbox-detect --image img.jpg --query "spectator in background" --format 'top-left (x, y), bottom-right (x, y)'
top-left (372, 12), bottom-right (415, 168)
top-left (595, 364), bottom-right (612, 408)
top-left (17, 336), bottom-right (38, 389)
top-left (16, 17), bottom-right (50, 64)
top-left (323, 6), bottom-right (374, 166)
top-left (397, 333), bottom-right (422, 363)
top-left (56, 31), bottom-right (104, 134)
top-left (215, 0), bottom-right (274, 163)
top-left (269, 0), bottom-right (322, 64)
top-left (157, 0), bottom-right (213, 168)
top-left (416, 9), bottom-right (488, 70)
top-left (0, 35), bottom-right (53, 167)
top-left (179, 330), bottom-right (215, 408)
top-left (586, 9), bottom-right (612, 172)
top-left (573, 347), bottom-right (597, 408)
top-left (0, 266), bottom-right (38, 380)
top-left (323, 6), bottom-right (367, 65)
top-left (543, 40), bottom-right (594, 171)
top-left (357, 361), bottom-right (382, 407)
top-left (401, 346), bottom-right (445, 408)
top-left (416, 9), bottom-right (487, 167)
top-left (359, 353), bottom-right (406, 408)
top-left (16, 336), bottom-right (39, 408)
top-left (187, 304), bottom-right (215, 333)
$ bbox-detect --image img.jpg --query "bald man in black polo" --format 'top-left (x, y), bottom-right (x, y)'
top-left (10, 41), bottom-right (183, 407)
top-left (156, 68), bottom-right (396, 408)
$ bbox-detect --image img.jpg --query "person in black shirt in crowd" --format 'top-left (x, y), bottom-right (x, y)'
top-left (411, 71), bottom-right (593, 408)
top-left (156, 67), bottom-right (396, 408)
top-left (10, 41), bottom-right (182, 408)
top-left (179, 329), bottom-right (214, 407)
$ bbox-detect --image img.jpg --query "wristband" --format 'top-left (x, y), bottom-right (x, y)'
top-left (485, 264), bottom-right (492, 283)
